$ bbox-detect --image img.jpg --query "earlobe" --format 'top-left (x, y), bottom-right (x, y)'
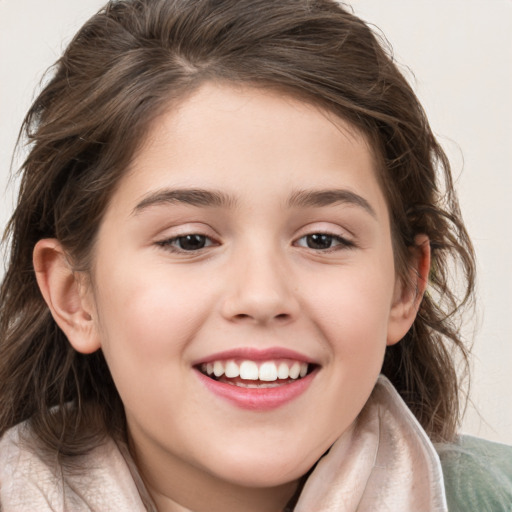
top-left (387, 234), bottom-right (431, 346)
top-left (33, 239), bottom-right (101, 354)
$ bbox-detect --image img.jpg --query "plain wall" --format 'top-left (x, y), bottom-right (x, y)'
top-left (1, 0), bottom-right (511, 444)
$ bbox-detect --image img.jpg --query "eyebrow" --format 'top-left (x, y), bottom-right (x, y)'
top-left (132, 188), bottom-right (238, 214)
top-left (288, 189), bottom-right (376, 218)
top-left (132, 187), bottom-right (376, 218)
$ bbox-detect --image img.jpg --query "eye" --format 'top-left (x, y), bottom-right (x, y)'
top-left (157, 234), bottom-right (215, 252)
top-left (295, 233), bottom-right (353, 251)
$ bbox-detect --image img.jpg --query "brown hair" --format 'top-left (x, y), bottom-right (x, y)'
top-left (0, 0), bottom-right (475, 456)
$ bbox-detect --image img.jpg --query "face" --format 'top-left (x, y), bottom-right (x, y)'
top-left (80, 84), bottom-right (417, 497)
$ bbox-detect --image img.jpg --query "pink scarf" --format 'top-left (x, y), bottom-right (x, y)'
top-left (0, 376), bottom-right (447, 511)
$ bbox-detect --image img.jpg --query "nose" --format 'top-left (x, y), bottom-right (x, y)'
top-left (220, 246), bottom-right (300, 325)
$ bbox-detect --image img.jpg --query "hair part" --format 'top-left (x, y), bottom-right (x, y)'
top-left (0, 0), bottom-right (475, 460)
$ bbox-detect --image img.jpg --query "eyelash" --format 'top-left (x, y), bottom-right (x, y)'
top-left (294, 233), bottom-right (355, 252)
top-left (156, 232), bottom-right (354, 253)
top-left (156, 234), bottom-right (217, 253)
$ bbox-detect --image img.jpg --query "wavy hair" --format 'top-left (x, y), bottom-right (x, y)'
top-left (0, 0), bottom-right (475, 457)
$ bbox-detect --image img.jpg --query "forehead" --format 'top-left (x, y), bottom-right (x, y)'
top-left (109, 83), bottom-right (387, 218)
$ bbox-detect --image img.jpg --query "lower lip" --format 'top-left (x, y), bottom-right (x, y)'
top-left (195, 369), bottom-right (316, 411)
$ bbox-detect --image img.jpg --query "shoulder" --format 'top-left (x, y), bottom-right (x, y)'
top-left (0, 421), bottom-right (148, 511)
top-left (435, 435), bottom-right (512, 512)
top-left (0, 422), bottom-right (62, 510)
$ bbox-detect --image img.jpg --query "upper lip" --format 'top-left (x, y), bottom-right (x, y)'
top-left (192, 347), bottom-right (318, 366)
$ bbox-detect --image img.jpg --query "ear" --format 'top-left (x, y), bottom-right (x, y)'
top-left (387, 234), bottom-right (430, 346)
top-left (33, 239), bottom-right (101, 354)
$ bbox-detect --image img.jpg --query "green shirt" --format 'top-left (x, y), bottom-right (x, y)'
top-left (437, 436), bottom-right (512, 511)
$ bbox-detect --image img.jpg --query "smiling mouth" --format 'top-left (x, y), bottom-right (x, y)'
top-left (197, 359), bottom-right (315, 388)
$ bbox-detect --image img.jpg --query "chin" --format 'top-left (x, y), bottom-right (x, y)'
top-left (206, 447), bottom-right (318, 489)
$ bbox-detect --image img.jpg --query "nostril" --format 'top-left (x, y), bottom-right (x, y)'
top-left (230, 312), bottom-right (291, 323)
top-left (221, 290), bottom-right (299, 323)
top-left (234, 313), bottom-right (251, 320)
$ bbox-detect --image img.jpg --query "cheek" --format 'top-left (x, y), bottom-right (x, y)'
top-left (92, 261), bottom-right (213, 362)
top-left (308, 266), bottom-right (394, 344)
top-left (90, 265), bottom-right (212, 422)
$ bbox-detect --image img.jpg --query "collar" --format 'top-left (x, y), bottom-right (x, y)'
top-left (293, 375), bottom-right (448, 511)
top-left (0, 376), bottom-right (447, 511)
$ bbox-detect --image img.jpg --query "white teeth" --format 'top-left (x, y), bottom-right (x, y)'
top-left (213, 361), bottom-right (225, 377)
top-left (277, 362), bottom-right (289, 379)
top-left (202, 359), bottom-right (310, 382)
top-left (225, 360), bottom-right (240, 378)
top-left (239, 360), bottom-right (259, 380)
top-left (289, 362), bottom-right (300, 379)
top-left (259, 362), bottom-right (278, 381)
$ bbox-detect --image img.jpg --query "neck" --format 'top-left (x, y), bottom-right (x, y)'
top-left (146, 478), bottom-right (299, 512)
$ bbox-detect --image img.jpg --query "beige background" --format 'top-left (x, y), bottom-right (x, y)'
top-left (1, 0), bottom-right (511, 444)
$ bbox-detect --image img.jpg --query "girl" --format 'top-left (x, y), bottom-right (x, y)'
top-left (0, 0), bottom-right (510, 510)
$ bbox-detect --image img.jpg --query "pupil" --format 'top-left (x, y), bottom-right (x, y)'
top-left (179, 235), bottom-right (206, 250)
top-left (307, 234), bottom-right (332, 249)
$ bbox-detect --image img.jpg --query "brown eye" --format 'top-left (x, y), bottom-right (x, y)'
top-left (295, 233), bottom-right (353, 251)
top-left (158, 234), bottom-right (214, 252)
top-left (176, 234), bottom-right (207, 250)
top-left (305, 234), bottom-right (334, 249)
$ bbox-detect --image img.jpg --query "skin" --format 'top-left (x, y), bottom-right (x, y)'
top-left (34, 83), bottom-right (429, 512)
